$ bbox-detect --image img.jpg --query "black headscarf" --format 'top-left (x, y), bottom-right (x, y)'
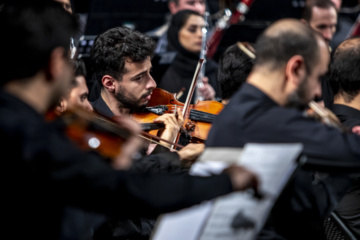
top-left (167, 9), bottom-right (203, 60)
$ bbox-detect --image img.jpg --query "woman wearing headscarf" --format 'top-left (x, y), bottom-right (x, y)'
top-left (156, 9), bottom-right (221, 103)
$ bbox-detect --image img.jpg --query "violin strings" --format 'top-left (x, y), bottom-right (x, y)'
top-left (164, 105), bottom-right (216, 123)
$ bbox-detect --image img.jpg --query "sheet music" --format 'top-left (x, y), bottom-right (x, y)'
top-left (151, 143), bottom-right (303, 240)
top-left (150, 202), bottom-right (213, 240)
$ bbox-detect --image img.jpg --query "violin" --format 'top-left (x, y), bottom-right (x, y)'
top-left (133, 58), bottom-right (223, 149)
top-left (60, 107), bottom-right (134, 159)
top-left (132, 88), bottom-right (224, 144)
top-left (57, 107), bottom-right (185, 160)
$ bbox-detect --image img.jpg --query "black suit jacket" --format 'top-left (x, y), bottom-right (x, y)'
top-left (206, 83), bottom-right (359, 240)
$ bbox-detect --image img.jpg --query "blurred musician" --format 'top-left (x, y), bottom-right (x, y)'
top-left (302, 0), bottom-right (338, 108)
top-left (207, 19), bottom-right (360, 239)
top-left (148, 0), bottom-right (206, 54)
top-left (328, 37), bottom-right (360, 238)
top-left (156, 10), bottom-right (220, 103)
top-left (55, 59), bottom-right (93, 115)
top-left (217, 43), bottom-right (254, 105)
top-left (302, 0), bottom-right (338, 46)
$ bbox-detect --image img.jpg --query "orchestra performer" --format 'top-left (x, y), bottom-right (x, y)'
top-left (206, 19), bottom-right (360, 239)
top-left (328, 37), bottom-right (360, 238)
top-left (217, 43), bottom-right (254, 105)
top-left (156, 9), bottom-right (220, 103)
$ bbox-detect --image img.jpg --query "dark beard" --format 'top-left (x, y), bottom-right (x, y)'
top-left (284, 77), bottom-right (309, 111)
top-left (115, 88), bottom-right (150, 113)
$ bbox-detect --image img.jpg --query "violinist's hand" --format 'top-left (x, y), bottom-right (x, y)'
top-left (222, 165), bottom-right (259, 192)
top-left (352, 126), bottom-right (360, 135)
top-left (111, 116), bottom-right (143, 170)
top-left (177, 143), bottom-right (205, 167)
top-left (153, 108), bottom-right (184, 147)
top-left (199, 77), bottom-right (215, 100)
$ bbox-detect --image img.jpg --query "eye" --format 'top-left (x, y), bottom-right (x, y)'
top-left (80, 94), bottom-right (88, 102)
top-left (134, 75), bottom-right (143, 81)
top-left (316, 24), bottom-right (328, 30)
top-left (188, 26), bottom-right (197, 33)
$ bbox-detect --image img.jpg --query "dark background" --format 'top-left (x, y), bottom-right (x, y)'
top-left (72, 0), bottom-right (359, 61)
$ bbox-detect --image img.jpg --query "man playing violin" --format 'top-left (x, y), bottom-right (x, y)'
top-left (207, 19), bottom-right (360, 240)
top-left (0, 1), bottom-right (259, 239)
top-left (88, 26), bottom-right (213, 239)
top-left (90, 26), bottom-right (204, 160)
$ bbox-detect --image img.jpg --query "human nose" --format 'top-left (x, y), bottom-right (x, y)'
top-left (322, 28), bottom-right (333, 42)
top-left (197, 27), bottom-right (203, 38)
top-left (84, 99), bottom-right (93, 112)
top-left (146, 75), bottom-right (157, 89)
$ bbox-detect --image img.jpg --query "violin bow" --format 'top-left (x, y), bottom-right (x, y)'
top-left (171, 59), bottom-right (205, 149)
top-left (308, 101), bottom-right (346, 132)
top-left (236, 41), bottom-right (256, 59)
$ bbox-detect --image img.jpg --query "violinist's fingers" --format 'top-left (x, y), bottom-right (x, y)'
top-left (153, 113), bottom-right (181, 129)
top-left (153, 113), bottom-right (181, 143)
top-left (111, 116), bottom-right (143, 170)
top-left (201, 76), bottom-right (209, 84)
top-left (222, 165), bottom-right (259, 192)
top-left (112, 133), bottom-right (143, 170)
top-left (352, 126), bottom-right (360, 135)
top-left (199, 84), bottom-right (215, 100)
top-left (176, 108), bottom-right (184, 125)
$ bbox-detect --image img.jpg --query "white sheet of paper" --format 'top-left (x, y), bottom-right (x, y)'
top-left (151, 143), bottom-right (303, 240)
top-left (150, 201), bottom-right (213, 240)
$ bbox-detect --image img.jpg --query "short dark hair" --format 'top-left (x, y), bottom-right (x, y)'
top-left (218, 44), bottom-right (254, 100)
top-left (0, 0), bottom-right (78, 85)
top-left (90, 27), bottom-right (155, 87)
top-left (255, 21), bottom-right (320, 74)
top-left (73, 59), bottom-right (87, 77)
top-left (328, 38), bottom-right (360, 102)
top-left (302, 0), bottom-right (337, 22)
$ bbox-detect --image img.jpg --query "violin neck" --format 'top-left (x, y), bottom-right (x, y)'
top-left (141, 122), bottom-right (165, 131)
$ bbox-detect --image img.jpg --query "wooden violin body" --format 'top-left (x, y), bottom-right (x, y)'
top-left (132, 88), bottom-right (224, 143)
top-left (60, 107), bottom-right (132, 159)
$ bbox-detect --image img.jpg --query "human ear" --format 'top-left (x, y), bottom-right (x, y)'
top-left (284, 55), bottom-right (306, 93)
top-left (300, 18), bottom-right (308, 25)
top-left (102, 75), bottom-right (116, 92)
top-left (55, 97), bottom-right (67, 114)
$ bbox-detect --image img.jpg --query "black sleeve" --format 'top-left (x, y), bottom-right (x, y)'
top-left (43, 125), bottom-right (233, 218)
top-left (130, 152), bottom-right (186, 174)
